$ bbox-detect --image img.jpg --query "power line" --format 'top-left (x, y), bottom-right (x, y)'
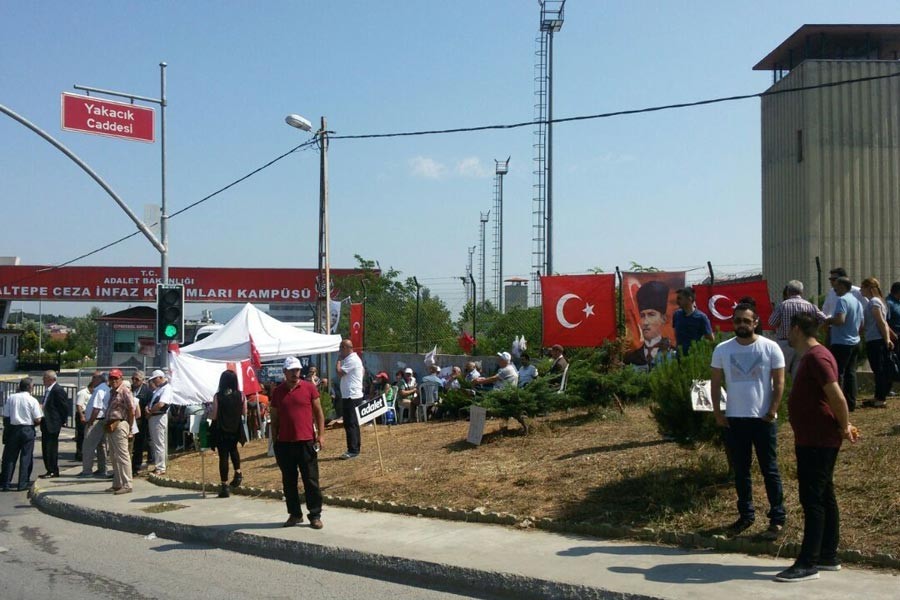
top-left (17, 69), bottom-right (899, 279)
top-left (20, 137), bottom-right (318, 279)
top-left (329, 71), bottom-right (900, 141)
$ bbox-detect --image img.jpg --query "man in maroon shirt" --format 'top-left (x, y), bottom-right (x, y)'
top-left (775, 313), bottom-right (858, 583)
top-left (270, 356), bottom-right (325, 529)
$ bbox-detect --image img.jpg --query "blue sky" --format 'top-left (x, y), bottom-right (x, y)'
top-left (2, 1), bottom-right (897, 319)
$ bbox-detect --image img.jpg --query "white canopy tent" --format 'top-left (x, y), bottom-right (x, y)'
top-left (169, 303), bottom-right (341, 405)
top-left (180, 303), bottom-right (341, 362)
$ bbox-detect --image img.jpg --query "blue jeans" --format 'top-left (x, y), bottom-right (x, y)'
top-left (724, 417), bottom-right (786, 525)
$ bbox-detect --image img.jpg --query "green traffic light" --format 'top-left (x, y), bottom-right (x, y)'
top-left (164, 324), bottom-right (178, 338)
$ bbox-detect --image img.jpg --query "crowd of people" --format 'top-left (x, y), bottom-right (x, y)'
top-left (2, 269), bottom-right (894, 568)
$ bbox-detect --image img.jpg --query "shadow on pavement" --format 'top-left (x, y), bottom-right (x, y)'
top-left (608, 563), bottom-right (780, 584)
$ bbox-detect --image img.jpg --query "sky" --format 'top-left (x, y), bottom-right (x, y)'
top-left (2, 1), bottom-right (897, 320)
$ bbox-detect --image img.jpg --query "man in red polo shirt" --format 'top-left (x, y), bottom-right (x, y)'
top-left (270, 356), bottom-right (325, 529)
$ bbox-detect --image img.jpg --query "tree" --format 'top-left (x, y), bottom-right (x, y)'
top-left (66, 306), bottom-right (103, 359)
top-left (331, 256), bottom-right (456, 353)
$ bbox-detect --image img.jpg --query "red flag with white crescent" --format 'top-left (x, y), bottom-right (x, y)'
top-left (249, 334), bottom-right (262, 369)
top-left (349, 303), bottom-right (364, 352)
top-left (694, 280), bottom-right (774, 332)
top-left (540, 274), bottom-right (617, 347)
top-left (226, 360), bottom-right (261, 395)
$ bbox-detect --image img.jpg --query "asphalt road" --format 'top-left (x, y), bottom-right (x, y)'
top-left (0, 438), bottom-right (474, 600)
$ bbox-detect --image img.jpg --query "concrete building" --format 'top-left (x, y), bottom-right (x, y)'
top-left (756, 25), bottom-right (900, 298)
top-left (504, 277), bottom-right (529, 312)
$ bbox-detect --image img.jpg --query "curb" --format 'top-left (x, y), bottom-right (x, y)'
top-left (31, 484), bottom-right (662, 600)
top-left (148, 474), bottom-right (900, 571)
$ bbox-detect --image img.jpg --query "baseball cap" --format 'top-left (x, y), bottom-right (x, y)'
top-left (150, 369), bottom-right (166, 380)
top-left (404, 367), bottom-right (414, 374)
top-left (108, 368), bottom-right (124, 379)
top-left (375, 371), bottom-right (389, 380)
top-left (283, 356), bottom-right (302, 371)
top-left (497, 352), bottom-right (511, 361)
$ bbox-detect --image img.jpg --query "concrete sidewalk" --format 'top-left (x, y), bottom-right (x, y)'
top-left (28, 465), bottom-right (897, 600)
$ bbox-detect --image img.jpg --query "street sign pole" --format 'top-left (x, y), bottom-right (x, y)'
top-left (74, 62), bottom-right (170, 365)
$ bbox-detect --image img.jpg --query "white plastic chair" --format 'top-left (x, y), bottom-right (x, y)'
top-left (418, 382), bottom-right (441, 422)
top-left (557, 364), bottom-right (570, 394)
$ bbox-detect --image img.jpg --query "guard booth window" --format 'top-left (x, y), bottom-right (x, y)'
top-left (113, 329), bottom-right (153, 353)
top-left (0, 337), bottom-right (6, 356)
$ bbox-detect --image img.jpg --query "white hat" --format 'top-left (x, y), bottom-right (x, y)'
top-left (150, 369), bottom-right (166, 380)
top-left (497, 351), bottom-right (511, 362)
top-left (404, 367), bottom-right (414, 374)
top-left (283, 356), bottom-right (302, 371)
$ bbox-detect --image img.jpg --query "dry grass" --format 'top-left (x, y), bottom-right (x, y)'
top-left (167, 403), bottom-right (900, 558)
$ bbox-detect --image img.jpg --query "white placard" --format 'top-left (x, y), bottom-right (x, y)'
top-left (691, 379), bottom-right (726, 412)
top-left (355, 394), bottom-right (389, 426)
top-left (467, 405), bottom-right (487, 445)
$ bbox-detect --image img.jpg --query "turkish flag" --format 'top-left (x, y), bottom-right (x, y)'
top-left (226, 359), bottom-right (262, 395)
top-left (349, 303), bottom-right (364, 352)
top-left (248, 334), bottom-right (262, 369)
top-left (694, 280), bottom-right (774, 332)
top-left (541, 274), bottom-right (617, 347)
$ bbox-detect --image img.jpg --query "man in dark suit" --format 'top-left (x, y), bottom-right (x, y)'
top-left (39, 370), bottom-right (71, 479)
top-left (624, 280), bottom-right (673, 370)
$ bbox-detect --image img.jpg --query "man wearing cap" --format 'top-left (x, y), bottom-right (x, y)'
top-left (38, 370), bottom-right (70, 479)
top-left (104, 369), bottom-right (135, 494)
top-left (397, 368), bottom-right (419, 422)
top-left (475, 352), bottom-right (519, 390)
top-left (130, 370), bottom-right (154, 474)
top-left (336, 339), bottom-right (364, 459)
top-left (271, 356), bottom-right (324, 529)
top-left (147, 369), bottom-right (171, 475)
top-left (1, 377), bottom-right (43, 491)
top-left (80, 371), bottom-right (110, 477)
top-left (624, 281), bottom-right (673, 369)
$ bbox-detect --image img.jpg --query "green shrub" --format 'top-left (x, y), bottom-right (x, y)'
top-left (649, 339), bottom-right (721, 445)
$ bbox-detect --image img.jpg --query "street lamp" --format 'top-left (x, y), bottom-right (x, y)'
top-left (284, 113), bottom-right (329, 336)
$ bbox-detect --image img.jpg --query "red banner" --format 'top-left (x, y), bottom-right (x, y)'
top-left (349, 303), bottom-right (364, 352)
top-left (0, 265), bottom-right (367, 303)
top-left (541, 274), bottom-right (617, 347)
top-left (62, 93), bottom-right (156, 143)
top-left (694, 280), bottom-right (774, 332)
top-left (621, 272), bottom-right (686, 365)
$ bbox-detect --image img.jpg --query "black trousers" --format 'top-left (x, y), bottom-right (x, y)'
top-left (39, 423), bottom-right (60, 476)
top-left (216, 433), bottom-right (241, 482)
top-left (866, 339), bottom-right (893, 401)
top-left (1, 425), bottom-right (36, 489)
top-left (131, 417), bottom-right (150, 471)
top-left (795, 446), bottom-right (840, 567)
top-left (829, 344), bottom-right (858, 410)
top-left (75, 418), bottom-right (85, 461)
top-left (274, 440), bottom-right (322, 520)
top-left (342, 397), bottom-right (363, 454)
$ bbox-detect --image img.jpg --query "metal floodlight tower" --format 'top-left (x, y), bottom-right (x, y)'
top-left (492, 157), bottom-right (510, 312)
top-left (466, 245), bottom-right (476, 299)
top-left (479, 211), bottom-right (490, 308)
top-left (532, 0), bottom-right (565, 304)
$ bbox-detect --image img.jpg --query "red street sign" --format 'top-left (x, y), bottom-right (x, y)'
top-left (61, 92), bottom-right (155, 143)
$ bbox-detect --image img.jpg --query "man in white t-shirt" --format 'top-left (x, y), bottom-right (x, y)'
top-left (475, 352), bottom-right (519, 390)
top-left (711, 302), bottom-right (786, 539)
top-left (1, 377), bottom-right (43, 491)
top-left (80, 371), bottom-right (110, 477)
top-left (336, 339), bottom-right (364, 459)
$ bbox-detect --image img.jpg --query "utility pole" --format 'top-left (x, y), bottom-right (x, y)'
top-left (479, 211), bottom-right (490, 309)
